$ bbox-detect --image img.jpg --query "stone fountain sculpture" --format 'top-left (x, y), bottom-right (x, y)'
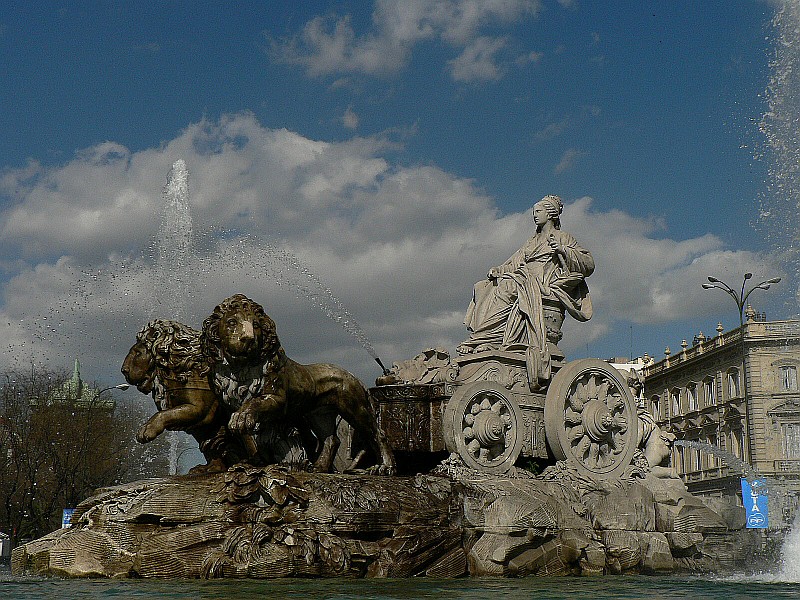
top-left (13, 196), bottom-right (759, 579)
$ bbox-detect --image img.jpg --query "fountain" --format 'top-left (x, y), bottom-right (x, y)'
top-left (9, 179), bottom-right (762, 579)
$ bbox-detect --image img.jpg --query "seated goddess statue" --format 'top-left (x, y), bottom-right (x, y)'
top-left (457, 195), bottom-right (594, 388)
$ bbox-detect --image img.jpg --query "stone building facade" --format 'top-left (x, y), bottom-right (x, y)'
top-left (643, 315), bottom-right (800, 528)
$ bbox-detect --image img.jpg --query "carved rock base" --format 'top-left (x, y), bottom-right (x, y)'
top-left (12, 463), bottom-right (759, 579)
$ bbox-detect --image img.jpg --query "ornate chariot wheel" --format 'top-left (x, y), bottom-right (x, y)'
top-left (544, 358), bottom-right (637, 478)
top-left (443, 381), bottom-right (524, 474)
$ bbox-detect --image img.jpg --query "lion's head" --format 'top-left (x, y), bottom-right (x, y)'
top-left (122, 320), bottom-right (208, 393)
top-left (201, 294), bottom-right (280, 367)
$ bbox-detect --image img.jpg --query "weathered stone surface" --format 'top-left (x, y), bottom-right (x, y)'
top-left (586, 484), bottom-right (656, 531)
top-left (13, 462), bottom-right (757, 579)
top-left (13, 468), bottom-right (458, 579)
top-left (641, 532), bottom-right (674, 573)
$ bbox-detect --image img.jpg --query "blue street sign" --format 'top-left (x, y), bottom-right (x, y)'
top-left (62, 508), bottom-right (75, 529)
top-left (741, 478), bottom-right (769, 529)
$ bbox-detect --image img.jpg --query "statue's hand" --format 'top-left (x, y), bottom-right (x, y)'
top-left (487, 267), bottom-right (501, 280)
top-left (547, 233), bottom-right (563, 255)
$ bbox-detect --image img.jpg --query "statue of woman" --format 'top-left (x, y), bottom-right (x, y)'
top-left (458, 195), bottom-right (594, 388)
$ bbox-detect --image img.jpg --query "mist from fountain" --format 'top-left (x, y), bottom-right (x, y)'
top-left (673, 439), bottom-right (763, 482)
top-left (675, 439), bottom-right (799, 580)
top-left (760, 1), bottom-right (800, 306)
top-left (153, 160), bottom-right (193, 475)
top-left (758, 0), bottom-right (800, 579)
top-left (145, 160), bottom-right (387, 473)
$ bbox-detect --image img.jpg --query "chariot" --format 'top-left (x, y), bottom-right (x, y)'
top-left (371, 350), bottom-right (639, 478)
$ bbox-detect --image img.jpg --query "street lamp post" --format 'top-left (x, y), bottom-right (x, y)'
top-left (95, 383), bottom-right (130, 409)
top-left (98, 383), bottom-right (130, 396)
top-left (702, 273), bottom-right (780, 465)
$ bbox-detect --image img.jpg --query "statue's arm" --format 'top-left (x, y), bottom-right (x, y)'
top-left (558, 232), bottom-right (595, 275)
top-left (492, 245), bottom-right (528, 278)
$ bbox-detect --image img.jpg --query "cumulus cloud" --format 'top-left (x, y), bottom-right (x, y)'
top-left (271, 0), bottom-right (541, 82)
top-left (0, 113), bottom-right (781, 386)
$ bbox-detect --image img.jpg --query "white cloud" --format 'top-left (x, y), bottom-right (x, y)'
top-left (0, 113), bottom-right (781, 387)
top-left (341, 106), bottom-right (360, 129)
top-left (449, 36), bottom-right (508, 82)
top-left (553, 148), bottom-right (587, 174)
top-left (271, 0), bottom-right (541, 81)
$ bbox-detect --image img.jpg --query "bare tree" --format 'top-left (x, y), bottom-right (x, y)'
top-left (0, 367), bottom-right (168, 544)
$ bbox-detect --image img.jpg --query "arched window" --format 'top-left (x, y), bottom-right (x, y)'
top-left (703, 377), bottom-right (716, 407)
top-left (708, 433), bottom-right (719, 467)
top-left (731, 429), bottom-right (743, 459)
top-left (650, 395), bottom-right (660, 420)
top-left (727, 369), bottom-right (741, 399)
top-left (687, 383), bottom-right (698, 411)
top-left (671, 388), bottom-right (681, 416)
top-left (675, 446), bottom-right (685, 475)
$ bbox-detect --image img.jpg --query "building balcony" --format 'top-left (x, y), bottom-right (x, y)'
top-left (774, 460), bottom-right (800, 473)
top-left (680, 464), bottom-right (736, 482)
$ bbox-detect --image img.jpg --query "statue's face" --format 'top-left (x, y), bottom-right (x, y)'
top-left (532, 203), bottom-right (550, 226)
top-left (121, 341), bottom-right (155, 393)
top-left (219, 308), bottom-right (263, 362)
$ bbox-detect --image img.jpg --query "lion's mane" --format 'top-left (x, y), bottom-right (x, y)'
top-left (136, 319), bottom-right (209, 383)
top-left (200, 294), bottom-right (280, 365)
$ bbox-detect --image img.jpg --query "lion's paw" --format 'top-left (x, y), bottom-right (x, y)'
top-left (136, 424), bottom-right (159, 444)
top-left (365, 464), bottom-right (396, 476)
top-left (228, 409), bottom-right (259, 433)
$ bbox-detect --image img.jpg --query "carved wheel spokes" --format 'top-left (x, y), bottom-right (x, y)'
top-left (444, 382), bottom-right (524, 474)
top-left (545, 359), bottom-right (637, 478)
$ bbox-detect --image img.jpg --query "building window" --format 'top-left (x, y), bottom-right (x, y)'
top-left (780, 365), bottom-right (798, 391)
top-left (675, 446), bottom-right (685, 475)
top-left (782, 423), bottom-right (800, 459)
top-left (650, 395), bottom-right (660, 420)
top-left (694, 447), bottom-right (702, 472)
top-left (703, 377), bottom-right (716, 407)
top-left (732, 429), bottom-right (744, 459)
top-left (727, 369), bottom-right (740, 399)
top-left (687, 384), bottom-right (698, 411)
top-left (708, 433), bottom-right (718, 467)
top-left (671, 389), bottom-right (681, 416)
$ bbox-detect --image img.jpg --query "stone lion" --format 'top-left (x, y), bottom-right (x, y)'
top-left (200, 294), bottom-right (396, 474)
top-left (122, 319), bottom-right (245, 472)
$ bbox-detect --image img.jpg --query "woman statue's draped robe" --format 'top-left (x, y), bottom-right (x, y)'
top-left (459, 229), bottom-right (594, 388)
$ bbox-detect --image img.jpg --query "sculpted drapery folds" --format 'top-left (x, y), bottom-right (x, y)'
top-left (458, 195), bottom-right (594, 387)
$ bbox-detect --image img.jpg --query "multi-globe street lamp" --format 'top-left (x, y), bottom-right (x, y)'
top-left (701, 273), bottom-right (780, 464)
top-left (702, 274), bottom-right (782, 327)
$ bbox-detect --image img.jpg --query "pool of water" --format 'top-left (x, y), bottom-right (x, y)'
top-left (2, 570), bottom-right (799, 600)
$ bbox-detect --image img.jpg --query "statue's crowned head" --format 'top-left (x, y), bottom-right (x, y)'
top-left (533, 194), bottom-right (563, 228)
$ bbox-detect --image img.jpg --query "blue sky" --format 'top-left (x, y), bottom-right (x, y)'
top-left (0, 0), bottom-right (796, 387)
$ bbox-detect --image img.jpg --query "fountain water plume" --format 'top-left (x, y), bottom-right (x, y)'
top-left (673, 439), bottom-right (763, 483)
top-left (153, 159), bottom-right (194, 475)
top-left (205, 232), bottom-right (388, 372)
top-left (153, 159), bottom-right (193, 323)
